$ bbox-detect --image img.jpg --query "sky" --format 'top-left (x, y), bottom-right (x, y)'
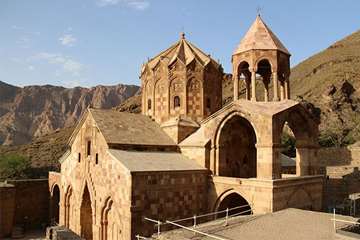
top-left (0, 0), bottom-right (360, 88)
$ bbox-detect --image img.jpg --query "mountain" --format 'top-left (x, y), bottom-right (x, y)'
top-left (290, 29), bottom-right (360, 146)
top-left (0, 81), bottom-right (140, 145)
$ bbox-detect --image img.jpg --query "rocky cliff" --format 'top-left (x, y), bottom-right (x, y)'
top-left (0, 81), bottom-right (139, 145)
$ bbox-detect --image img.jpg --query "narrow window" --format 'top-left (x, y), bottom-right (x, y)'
top-left (87, 141), bottom-right (91, 156)
top-left (174, 96), bottom-right (180, 108)
top-left (206, 98), bottom-right (211, 109)
top-left (78, 153), bottom-right (81, 163)
top-left (95, 153), bottom-right (99, 165)
top-left (147, 99), bottom-right (151, 110)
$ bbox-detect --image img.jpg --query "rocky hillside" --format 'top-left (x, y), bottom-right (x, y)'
top-left (290, 29), bottom-right (360, 146)
top-left (0, 81), bottom-right (140, 145)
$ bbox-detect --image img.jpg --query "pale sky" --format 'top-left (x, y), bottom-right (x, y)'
top-left (0, 0), bottom-right (359, 87)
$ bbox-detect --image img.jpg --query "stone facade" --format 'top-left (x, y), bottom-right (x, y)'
top-left (49, 15), bottom-right (324, 240)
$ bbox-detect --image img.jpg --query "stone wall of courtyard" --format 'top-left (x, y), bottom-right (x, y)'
top-left (0, 179), bottom-right (49, 238)
top-left (318, 146), bottom-right (360, 211)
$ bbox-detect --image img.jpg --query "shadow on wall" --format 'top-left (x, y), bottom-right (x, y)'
top-left (318, 147), bottom-right (353, 167)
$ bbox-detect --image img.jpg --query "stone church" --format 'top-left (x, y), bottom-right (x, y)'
top-left (49, 15), bottom-right (324, 240)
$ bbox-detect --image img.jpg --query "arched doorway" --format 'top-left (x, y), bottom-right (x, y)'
top-left (51, 184), bottom-right (60, 224)
top-left (218, 115), bottom-right (257, 178)
top-left (81, 185), bottom-right (93, 240)
top-left (216, 192), bottom-right (251, 218)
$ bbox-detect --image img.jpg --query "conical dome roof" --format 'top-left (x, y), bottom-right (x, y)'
top-left (142, 33), bottom-right (219, 74)
top-left (233, 15), bottom-right (290, 55)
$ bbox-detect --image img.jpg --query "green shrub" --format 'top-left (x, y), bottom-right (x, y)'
top-left (281, 133), bottom-right (296, 157)
top-left (0, 154), bottom-right (31, 180)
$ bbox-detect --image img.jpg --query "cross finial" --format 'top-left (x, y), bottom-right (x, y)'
top-left (180, 32), bottom-right (185, 39)
top-left (256, 6), bottom-right (262, 16)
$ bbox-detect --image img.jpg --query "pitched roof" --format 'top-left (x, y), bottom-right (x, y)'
top-left (108, 149), bottom-right (206, 172)
top-left (234, 15), bottom-right (290, 55)
top-left (142, 33), bottom-right (219, 74)
top-left (89, 109), bottom-right (176, 146)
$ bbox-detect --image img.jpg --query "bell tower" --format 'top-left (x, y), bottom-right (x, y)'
top-left (232, 15), bottom-right (291, 102)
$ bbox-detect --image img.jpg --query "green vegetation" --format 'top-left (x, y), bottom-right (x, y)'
top-left (281, 133), bottom-right (296, 157)
top-left (0, 154), bottom-right (31, 180)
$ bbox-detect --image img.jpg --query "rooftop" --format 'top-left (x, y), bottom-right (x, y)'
top-left (89, 109), bottom-right (176, 147)
top-left (159, 208), bottom-right (358, 240)
top-left (233, 15), bottom-right (290, 55)
top-left (142, 33), bottom-right (219, 74)
top-left (109, 149), bottom-right (206, 172)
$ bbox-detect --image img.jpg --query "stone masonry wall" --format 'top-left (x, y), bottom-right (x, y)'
top-left (318, 146), bottom-right (360, 211)
top-left (7, 179), bottom-right (50, 229)
top-left (0, 183), bottom-right (16, 238)
top-left (131, 171), bottom-right (208, 237)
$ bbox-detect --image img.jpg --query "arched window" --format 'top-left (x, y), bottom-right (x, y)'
top-left (147, 99), bottom-right (151, 110)
top-left (174, 96), bottom-right (180, 108)
top-left (78, 153), bottom-right (81, 163)
top-left (95, 153), bottom-right (99, 165)
top-left (87, 141), bottom-right (91, 156)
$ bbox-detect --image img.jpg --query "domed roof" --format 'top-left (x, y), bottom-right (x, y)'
top-left (142, 33), bottom-right (219, 74)
top-left (233, 15), bottom-right (290, 55)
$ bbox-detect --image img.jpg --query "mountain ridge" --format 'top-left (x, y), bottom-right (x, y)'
top-left (0, 81), bottom-right (140, 145)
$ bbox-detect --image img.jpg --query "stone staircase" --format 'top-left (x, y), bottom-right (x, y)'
top-left (11, 225), bottom-right (24, 239)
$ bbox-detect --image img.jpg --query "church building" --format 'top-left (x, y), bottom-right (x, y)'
top-left (49, 15), bottom-right (323, 240)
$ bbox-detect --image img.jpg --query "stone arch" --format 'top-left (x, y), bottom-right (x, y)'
top-left (236, 61), bottom-right (251, 100)
top-left (50, 184), bottom-right (60, 224)
top-left (64, 185), bottom-right (73, 228)
top-left (287, 188), bottom-right (313, 210)
top-left (101, 197), bottom-right (121, 240)
top-left (256, 59), bottom-right (272, 102)
top-left (80, 184), bottom-right (93, 240)
top-left (214, 189), bottom-right (252, 218)
top-left (277, 107), bottom-right (318, 176)
top-left (214, 111), bottom-right (258, 178)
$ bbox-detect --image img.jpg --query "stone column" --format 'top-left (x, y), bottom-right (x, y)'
top-left (245, 78), bottom-right (251, 100)
top-left (285, 78), bottom-right (290, 99)
top-left (233, 74), bottom-right (239, 101)
top-left (264, 76), bottom-right (270, 102)
top-left (296, 146), bottom-right (310, 176)
top-left (280, 81), bottom-right (285, 100)
top-left (251, 70), bottom-right (257, 102)
top-left (273, 71), bottom-right (279, 101)
top-left (256, 144), bottom-right (282, 179)
top-left (151, 85), bottom-right (155, 117)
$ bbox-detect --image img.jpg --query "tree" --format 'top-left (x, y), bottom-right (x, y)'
top-left (0, 154), bottom-right (31, 180)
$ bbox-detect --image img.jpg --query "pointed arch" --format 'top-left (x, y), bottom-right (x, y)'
top-left (64, 185), bottom-right (73, 228)
top-left (100, 197), bottom-right (121, 240)
top-left (80, 184), bottom-right (93, 240)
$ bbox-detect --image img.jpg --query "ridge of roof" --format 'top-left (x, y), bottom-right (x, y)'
top-left (142, 34), bottom-right (219, 75)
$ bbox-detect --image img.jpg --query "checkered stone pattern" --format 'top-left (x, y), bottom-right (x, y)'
top-left (187, 79), bottom-right (201, 118)
top-left (132, 171), bottom-right (208, 234)
top-left (155, 82), bottom-right (167, 122)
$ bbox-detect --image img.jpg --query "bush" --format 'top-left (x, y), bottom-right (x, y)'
top-left (281, 133), bottom-right (296, 157)
top-left (0, 154), bottom-right (31, 180)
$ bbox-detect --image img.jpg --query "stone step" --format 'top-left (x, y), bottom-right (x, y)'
top-left (11, 225), bottom-right (24, 239)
